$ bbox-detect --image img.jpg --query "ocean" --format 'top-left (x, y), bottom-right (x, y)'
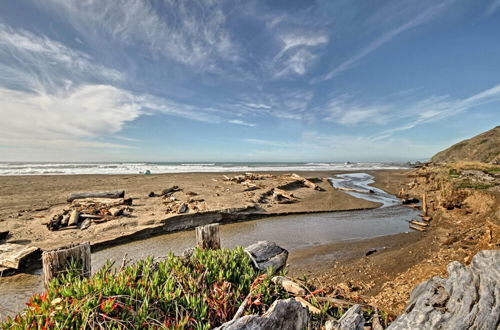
top-left (0, 162), bottom-right (410, 176)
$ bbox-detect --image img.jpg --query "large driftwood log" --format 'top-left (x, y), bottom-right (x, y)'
top-left (42, 242), bottom-right (91, 288)
top-left (196, 223), bottom-right (221, 250)
top-left (216, 298), bottom-right (310, 330)
top-left (388, 250), bottom-right (500, 330)
top-left (67, 190), bottom-right (125, 202)
top-left (0, 244), bottom-right (39, 269)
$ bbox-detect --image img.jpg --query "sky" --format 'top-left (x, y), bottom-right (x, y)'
top-left (0, 0), bottom-right (499, 162)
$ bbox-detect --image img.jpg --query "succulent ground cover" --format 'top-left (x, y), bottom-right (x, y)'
top-left (2, 248), bottom-right (291, 329)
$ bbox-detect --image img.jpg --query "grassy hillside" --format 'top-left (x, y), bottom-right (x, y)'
top-left (432, 126), bottom-right (500, 164)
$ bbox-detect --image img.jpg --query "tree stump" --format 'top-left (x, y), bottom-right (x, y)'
top-left (42, 242), bottom-right (91, 288)
top-left (196, 223), bottom-right (221, 250)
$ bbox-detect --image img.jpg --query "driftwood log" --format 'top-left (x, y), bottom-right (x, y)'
top-left (409, 224), bottom-right (426, 232)
top-left (388, 250), bottom-right (500, 330)
top-left (216, 298), bottom-right (310, 330)
top-left (0, 244), bottom-right (39, 269)
top-left (196, 223), bottom-right (221, 250)
top-left (67, 190), bottom-right (125, 202)
top-left (272, 276), bottom-right (306, 296)
top-left (42, 242), bottom-right (91, 288)
top-left (422, 193), bottom-right (428, 217)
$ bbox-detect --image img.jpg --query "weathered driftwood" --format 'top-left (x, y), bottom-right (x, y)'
top-left (371, 311), bottom-right (384, 330)
top-left (295, 297), bottom-right (321, 315)
top-left (409, 224), bottom-right (426, 232)
top-left (80, 219), bottom-right (91, 230)
top-left (67, 190), bottom-right (125, 202)
top-left (291, 173), bottom-right (324, 191)
top-left (422, 193), bottom-right (428, 217)
top-left (68, 210), bottom-right (80, 226)
top-left (245, 241), bottom-right (288, 272)
top-left (196, 223), bottom-right (221, 250)
top-left (232, 292), bottom-right (252, 321)
top-left (420, 215), bottom-right (432, 222)
top-left (410, 220), bottom-right (429, 227)
top-left (271, 276), bottom-right (306, 296)
top-left (42, 242), bottom-right (91, 289)
top-left (326, 304), bottom-right (365, 330)
top-left (161, 186), bottom-right (180, 196)
top-left (388, 250), bottom-right (500, 330)
top-left (80, 214), bottom-right (102, 219)
top-left (216, 298), bottom-right (310, 330)
top-left (0, 244), bottom-right (39, 269)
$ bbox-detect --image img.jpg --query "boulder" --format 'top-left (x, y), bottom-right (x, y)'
top-left (388, 250), bottom-right (500, 330)
top-left (215, 298), bottom-right (309, 330)
top-left (245, 241), bottom-right (288, 272)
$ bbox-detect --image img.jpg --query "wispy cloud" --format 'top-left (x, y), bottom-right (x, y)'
top-left (372, 84), bottom-right (500, 139)
top-left (45, 0), bottom-right (239, 72)
top-left (0, 23), bottom-right (124, 92)
top-left (228, 119), bottom-right (256, 127)
top-left (323, 96), bottom-right (391, 125)
top-left (486, 0), bottom-right (500, 15)
top-left (314, 2), bottom-right (451, 82)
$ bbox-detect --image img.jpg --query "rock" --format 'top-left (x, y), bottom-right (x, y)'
top-left (148, 192), bottom-right (156, 197)
top-left (80, 219), bottom-right (91, 230)
top-left (388, 250), bottom-right (500, 330)
top-left (245, 241), bottom-right (288, 272)
top-left (334, 304), bottom-right (365, 330)
top-left (215, 298), bottom-right (309, 330)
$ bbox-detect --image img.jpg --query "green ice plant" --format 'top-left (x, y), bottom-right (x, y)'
top-left (1, 247), bottom-right (288, 329)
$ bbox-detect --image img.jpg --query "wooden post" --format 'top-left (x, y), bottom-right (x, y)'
top-left (422, 193), bottom-right (428, 217)
top-left (196, 223), bottom-right (221, 250)
top-left (42, 242), bottom-right (91, 288)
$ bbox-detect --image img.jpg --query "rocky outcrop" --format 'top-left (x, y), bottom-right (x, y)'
top-left (215, 298), bottom-right (309, 330)
top-left (244, 241), bottom-right (288, 272)
top-left (388, 250), bottom-right (500, 330)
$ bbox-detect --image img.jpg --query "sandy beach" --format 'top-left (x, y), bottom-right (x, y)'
top-left (0, 170), bottom-right (408, 251)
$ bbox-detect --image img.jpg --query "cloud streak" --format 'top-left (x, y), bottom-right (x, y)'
top-left (315, 2), bottom-right (451, 82)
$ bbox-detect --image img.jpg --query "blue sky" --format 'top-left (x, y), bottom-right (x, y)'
top-left (0, 0), bottom-right (499, 162)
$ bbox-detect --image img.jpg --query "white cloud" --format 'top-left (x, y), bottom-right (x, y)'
top-left (0, 85), bottom-right (142, 146)
top-left (228, 119), bottom-right (256, 127)
top-left (0, 23), bottom-right (124, 92)
top-left (45, 0), bottom-right (239, 72)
